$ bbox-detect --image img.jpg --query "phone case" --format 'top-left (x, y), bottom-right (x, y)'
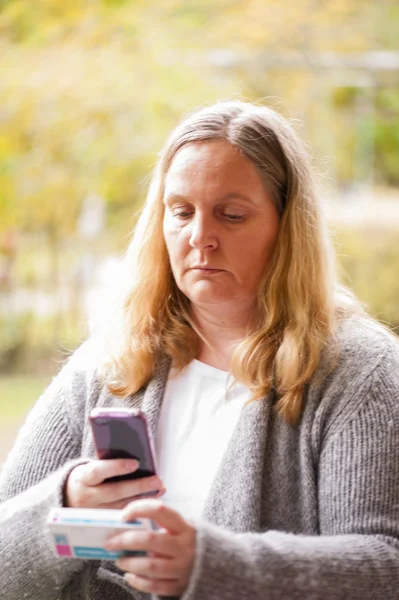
top-left (89, 408), bottom-right (158, 489)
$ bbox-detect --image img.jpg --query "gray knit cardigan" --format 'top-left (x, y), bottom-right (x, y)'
top-left (1, 315), bottom-right (399, 600)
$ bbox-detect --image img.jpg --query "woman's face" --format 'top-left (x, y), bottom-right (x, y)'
top-left (163, 140), bottom-right (280, 313)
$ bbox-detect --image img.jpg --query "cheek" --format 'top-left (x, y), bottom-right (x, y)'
top-left (163, 218), bottom-right (188, 268)
top-left (163, 215), bottom-right (176, 253)
top-left (232, 225), bottom-right (279, 278)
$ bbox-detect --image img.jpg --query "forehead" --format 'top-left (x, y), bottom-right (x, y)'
top-left (164, 140), bottom-right (262, 195)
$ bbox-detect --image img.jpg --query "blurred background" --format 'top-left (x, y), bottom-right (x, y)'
top-left (1, 0), bottom-right (399, 460)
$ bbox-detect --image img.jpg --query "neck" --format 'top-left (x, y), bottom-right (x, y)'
top-left (191, 302), bottom-right (257, 371)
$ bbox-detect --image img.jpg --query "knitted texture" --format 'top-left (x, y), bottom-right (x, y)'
top-left (1, 316), bottom-right (399, 600)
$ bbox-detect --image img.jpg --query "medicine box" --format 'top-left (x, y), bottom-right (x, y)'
top-left (48, 507), bottom-right (155, 560)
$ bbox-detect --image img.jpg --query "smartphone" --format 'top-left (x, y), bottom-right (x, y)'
top-left (89, 408), bottom-right (158, 494)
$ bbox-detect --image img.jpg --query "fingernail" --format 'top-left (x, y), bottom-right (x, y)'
top-left (125, 459), bottom-right (139, 469)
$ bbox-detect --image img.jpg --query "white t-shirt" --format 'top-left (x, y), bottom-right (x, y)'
top-left (155, 359), bottom-right (250, 521)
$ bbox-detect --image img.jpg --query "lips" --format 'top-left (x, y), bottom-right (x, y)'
top-left (191, 266), bottom-right (223, 272)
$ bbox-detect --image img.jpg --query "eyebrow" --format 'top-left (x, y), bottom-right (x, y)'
top-left (163, 192), bottom-right (256, 206)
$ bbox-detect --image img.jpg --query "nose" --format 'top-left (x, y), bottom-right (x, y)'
top-left (188, 212), bottom-right (218, 250)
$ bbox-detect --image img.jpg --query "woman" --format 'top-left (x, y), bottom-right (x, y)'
top-left (1, 100), bottom-right (399, 600)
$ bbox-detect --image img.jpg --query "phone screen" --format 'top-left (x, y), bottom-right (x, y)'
top-left (90, 411), bottom-right (157, 483)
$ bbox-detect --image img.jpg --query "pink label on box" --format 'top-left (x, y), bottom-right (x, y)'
top-left (56, 545), bottom-right (73, 557)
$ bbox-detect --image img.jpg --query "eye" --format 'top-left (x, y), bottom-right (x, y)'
top-left (169, 203), bottom-right (194, 219)
top-left (222, 212), bottom-right (245, 222)
top-left (172, 210), bottom-right (193, 219)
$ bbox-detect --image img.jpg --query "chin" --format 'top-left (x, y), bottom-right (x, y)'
top-left (180, 279), bottom-right (243, 307)
top-left (185, 288), bottom-right (235, 306)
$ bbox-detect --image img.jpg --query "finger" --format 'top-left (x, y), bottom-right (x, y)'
top-left (124, 573), bottom-right (183, 596)
top-left (98, 489), bottom-right (166, 511)
top-left (78, 459), bottom-right (139, 486)
top-left (128, 487), bottom-right (167, 500)
top-left (116, 556), bottom-right (183, 580)
top-left (104, 529), bottom-right (180, 558)
top-left (121, 500), bottom-right (188, 534)
top-left (98, 497), bottom-right (138, 510)
top-left (94, 477), bottom-right (164, 504)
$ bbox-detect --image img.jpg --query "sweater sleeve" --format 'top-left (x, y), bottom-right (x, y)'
top-left (0, 352), bottom-right (93, 600)
top-left (180, 350), bottom-right (399, 600)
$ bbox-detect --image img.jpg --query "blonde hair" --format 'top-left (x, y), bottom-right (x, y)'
top-left (97, 100), bottom-right (363, 424)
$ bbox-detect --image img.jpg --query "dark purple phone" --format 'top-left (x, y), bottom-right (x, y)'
top-left (89, 408), bottom-right (158, 493)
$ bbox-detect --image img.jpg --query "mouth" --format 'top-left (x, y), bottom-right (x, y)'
top-left (191, 267), bottom-right (224, 272)
top-left (190, 267), bottom-right (225, 277)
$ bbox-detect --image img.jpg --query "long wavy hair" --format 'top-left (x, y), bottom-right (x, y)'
top-left (96, 100), bottom-right (363, 424)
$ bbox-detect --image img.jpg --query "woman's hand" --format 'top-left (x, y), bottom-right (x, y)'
top-left (104, 499), bottom-right (197, 597)
top-left (64, 459), bottom-right (165, 509)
